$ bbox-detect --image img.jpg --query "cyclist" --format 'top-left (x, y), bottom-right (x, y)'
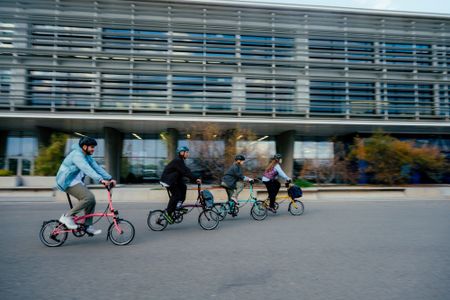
top-left (160, 146), bottom-right (201, 224)
top-left (262, 153), bottom-right (291, 213)
top-left (221, 154), bottom-right (253, 216)
top-left (56, 136), bottom-right (116, 235)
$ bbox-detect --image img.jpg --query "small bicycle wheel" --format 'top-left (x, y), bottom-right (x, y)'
top-left (212, 203), bottom-right (227, 221)
top-left (250, 201), bottom-right (267, 221)
top-left (198, 209), bottom-right (219, 230)
top-left (108, 219), bottom-right (135, 246)
top-left (147, 210), bottom-right (168, 231)
top-left (289, 200), bottom-right (305, 216)
top-left (39, 220), bottom-right (68, 247)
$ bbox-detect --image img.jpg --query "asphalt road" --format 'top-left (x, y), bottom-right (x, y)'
top-left (1, 199), bottom-right (449, 300)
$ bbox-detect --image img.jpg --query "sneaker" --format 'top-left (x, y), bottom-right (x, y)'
top-left (267, 207), bottom-right (277, 213)
top-left (176, 207), bottom-right (189, 214)
top-left (59, 214), bottom-right (78, 230)
top-left (86, 226), bottom-right (102, 235)
top-left (163, 211), bottom-right (174, 224)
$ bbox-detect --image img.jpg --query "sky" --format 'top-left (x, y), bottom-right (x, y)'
top-left (206, 0), bottom-right (450, 15)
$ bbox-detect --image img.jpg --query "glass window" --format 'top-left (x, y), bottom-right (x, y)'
top-left (0, 69), bottom-right (10, 103)
top-left (121, 134), bottom-right (167, 183)
top-left (310, 81), bottom-right (346, 114)
top-left (31, 24), bottom-right (96, 52)
top-left (28, 70), bottom-right (96, 107)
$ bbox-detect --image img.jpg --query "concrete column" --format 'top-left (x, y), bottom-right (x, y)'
top-left (224, 129), bottom-right (237, 167)
top-left (275, 130), bottom-right (296, 177)
top-left (0, 131), bottom-right (8, 167)
top-left (36, 126), bottom-right (54, 148)
top-left (104, 127), bottom-right (123, 182)
top-left (166, 128), bottom-right (179, 161)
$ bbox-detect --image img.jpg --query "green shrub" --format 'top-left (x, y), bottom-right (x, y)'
top-left (34, 133), bottom-right (68, 176)
top-left (0, 169), bottom-right (13, 176)
top-left (294, 178), bottom-right (314, 187)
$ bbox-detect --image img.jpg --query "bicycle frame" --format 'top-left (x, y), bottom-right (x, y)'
top-left (263, 183), bottom-right (302, 210)
top-left (216, 181), bottom-right (258, 211)
top-left (56, 185), bottom-right (122, 235)
top-left (166, 184), bottom-right (207, 213)
top-left (235, 182), bottom-right (258, 207)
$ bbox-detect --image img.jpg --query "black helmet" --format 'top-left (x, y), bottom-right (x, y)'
top-left (79, 136), bottom-right (97, 147)
top-left (235, 154), bottom-right (245, 161)
top-left (273, 153), bottom-right (282, 160)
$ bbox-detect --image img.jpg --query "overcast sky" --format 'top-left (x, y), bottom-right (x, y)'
top-left (206, 0), bottom-right (450, 15)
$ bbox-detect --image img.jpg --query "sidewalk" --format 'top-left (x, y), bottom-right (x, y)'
top-left (0, 184), bottom-right (449, 203)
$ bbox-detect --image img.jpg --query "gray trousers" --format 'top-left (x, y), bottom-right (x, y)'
top-left (221, 181), bottom-right (244, 202)
top-left (66, 183), bottom-right (96, 226)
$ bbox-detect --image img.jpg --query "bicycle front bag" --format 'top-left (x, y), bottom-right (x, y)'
top-left (201, 189), bottom-right (214, 208)
top-left (288, 185), bottom-right (303, 199)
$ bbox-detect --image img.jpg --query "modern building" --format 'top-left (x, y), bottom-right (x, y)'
top-left (0, 0), bottom-right (449, 183)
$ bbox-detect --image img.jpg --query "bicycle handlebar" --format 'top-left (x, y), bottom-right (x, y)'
top-left (105, 182), bottom-right (115, 191)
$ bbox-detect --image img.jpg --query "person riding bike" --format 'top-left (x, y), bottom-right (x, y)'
top-left (262, 153), bottom-right (291, 213)
top-left (220, 154), bottom-right (253, 217)
top-left (56, 136), bottom-right (116, 235)
top-left (160, 146), bottom-right (201, 224)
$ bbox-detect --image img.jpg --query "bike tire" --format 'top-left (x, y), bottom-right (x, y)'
top-left (39, 220), bottom-right (68, 247)
top-left (213, 203), bottom-right (227, 221)
top-left (108, 219), bottom-right (135, 246)
top-left (289, 200), bottom-right (305, 216)
top-left (250, 201), bottom-right (267, 221)
top-left (147, 210), bottom-right (168, 231)
top-left (198, 209), bottom-right (219, 230)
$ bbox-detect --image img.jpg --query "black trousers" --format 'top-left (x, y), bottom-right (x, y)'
top-left (166, 183), bottom-right (187, 215)
top-left (264, 180), bottom-right (280, 208)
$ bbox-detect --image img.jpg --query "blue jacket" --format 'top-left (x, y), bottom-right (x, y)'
top-left (56, 144), bottom-right (112, 191)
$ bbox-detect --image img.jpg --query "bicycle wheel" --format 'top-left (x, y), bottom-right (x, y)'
top-left (147, 210), bottom-right (168, 231)
top-left (108, 219), bottom-right (135, 246)
top-left (289, 200), bottom-right (305, 216)
top-left (212, 203), bottom-right (227, 221)
top-left (250, 201), bottom-right (267, 221)
top-left (198, 209), bottom-right (219, 230)
top-left (39, 220), bottom-right (68, 247)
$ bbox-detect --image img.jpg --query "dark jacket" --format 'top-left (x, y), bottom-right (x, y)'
top-left (160, 157), bottom-right (196, 186)
top-left (221, 163), bottom-right (245, 189)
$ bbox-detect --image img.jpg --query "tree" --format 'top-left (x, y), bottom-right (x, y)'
top-left (34, 133), bottom-right (68, 176)
top-left (349, 131), bottom-right (447, 185)
top-left (186, 124), bottom-right (263, 183)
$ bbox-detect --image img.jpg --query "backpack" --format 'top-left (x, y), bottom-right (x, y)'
top-left (201, 190), bottom-right (214, 208)
top-left (288, 185), bottom-right (303, 199)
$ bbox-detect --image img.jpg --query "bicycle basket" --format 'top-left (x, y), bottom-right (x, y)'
top-left (288, 185), bottom-right (303, 199)
top-left (201, 190), bottom-right (214, 208)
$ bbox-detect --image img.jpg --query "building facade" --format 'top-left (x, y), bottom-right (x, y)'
top-left (0, 0), bottom-right (449, 183)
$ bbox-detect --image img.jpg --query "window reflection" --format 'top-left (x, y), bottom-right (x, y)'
top-left (121, 134), bottom-right (167, 183)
